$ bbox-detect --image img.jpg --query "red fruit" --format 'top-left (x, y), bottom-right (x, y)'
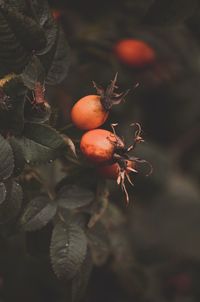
top-left (52, 9), bottom-right (62, 20)
top-left (71, 95), bottom-right (109, 130)
top-left (80, 129), bottom-right (124, 163)
top-left (98, 160), bottom-right (136, 180)
top-left (71, 74), bottom-right (129, 130)
top-left (115, 39), bottom-right (156, 68)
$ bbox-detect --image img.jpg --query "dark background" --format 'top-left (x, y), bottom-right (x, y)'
top-left (1, 0), bottom-right (200, 301)
top-left (48, 1), bottom-right (200, 301)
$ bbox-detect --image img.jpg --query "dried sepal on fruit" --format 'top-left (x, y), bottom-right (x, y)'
top-left (81, 123), bottom-right (152, 203)
top-left (92, 73), bottom-right (130, 111)
top-left (24, 82), bottom-right (51, 124)
top-left (27, 82), bottom-right (47, 107)
top-left (71, 74), bottom-right (132, 130)
top-left (112, 123), bottom-right (152, 202)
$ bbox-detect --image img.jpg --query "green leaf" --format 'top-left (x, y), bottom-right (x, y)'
top-left (50, 222), bottom-right (88, 280)
top-left (0, 135), bottom-right (14, 181)
top-left (20, 195), bottom-right (57, 232)
top-left (0, 180), bottom-right (23, 224)
top-left (9, 137), bottom-right (25, 176)
top-left (28, 0), bottom-right (70, 84)
top-left (23, 122), bottom-right (65, 150)
top-left (0, 182), bottom-right (6, 204)
top-left (21, 56), bottom-right (46, 90)
top-left (71, 249), bottom-right (93, 302)
top-left (24, 102), bottom-right (51, 124)
top-left (87, 222), bottom-right (110, 266)
top-left (14, 123), bottom-right (66, 164)
top-left (57, 185), bottom-right (94, 210)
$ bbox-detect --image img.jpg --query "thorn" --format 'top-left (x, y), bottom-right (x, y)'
top-left (134, 82), bottom-right (140, 89)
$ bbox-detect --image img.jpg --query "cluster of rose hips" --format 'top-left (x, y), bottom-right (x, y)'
top-left (70, 74), bottom-right (152, 202)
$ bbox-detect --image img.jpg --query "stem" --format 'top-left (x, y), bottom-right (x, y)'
top-left (59, 123), bottom-right (74, 132)
top-left (64, 154), bottom-right (83, 166)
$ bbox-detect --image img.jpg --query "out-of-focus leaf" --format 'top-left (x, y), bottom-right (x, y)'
top-left (3, 0), bottom-right (28, 14)
top-left (0, 8), bottom-right (30, 77)
top-left (87, 222), bottom-right (110, 266)
top-left (0, 180), bottom-right (23, 224)
top-left (0, 182), bottom-right (6, 204)
top-left (123, 0), bottom-right (155, 22)
top-left (28, 0), bottom-right (70, 84)
top-left (0, 135), bottom-right (14, 181)
top-left (57, 185), bottom-right (94, 210)
top-left (30, 0), bottom-right (57, 56)
top-left (0, 2), bottom-right (46, 52)
top-left (88, 179), bottom-right (109, 228)
top-left (101, 203), bottom-right (133, 266)
top-left (26, 223), bottom-right (53, 258)
top-left (14, 123), bottom-right (66, 164)
top-left (45, 26), bottom-right (70, 85)
top-left (71, 249), bottom-right (93, 302)
top-left (1, 77), bottom-right (27, 135)
top-left (20, 195), bottom-right (57, 231)
top-left (50, 222), bottom-right (87, 280)
top-left (30, 0), bottom-right (58, 70)
top-left (143, 0), bottom-right (199, 26)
